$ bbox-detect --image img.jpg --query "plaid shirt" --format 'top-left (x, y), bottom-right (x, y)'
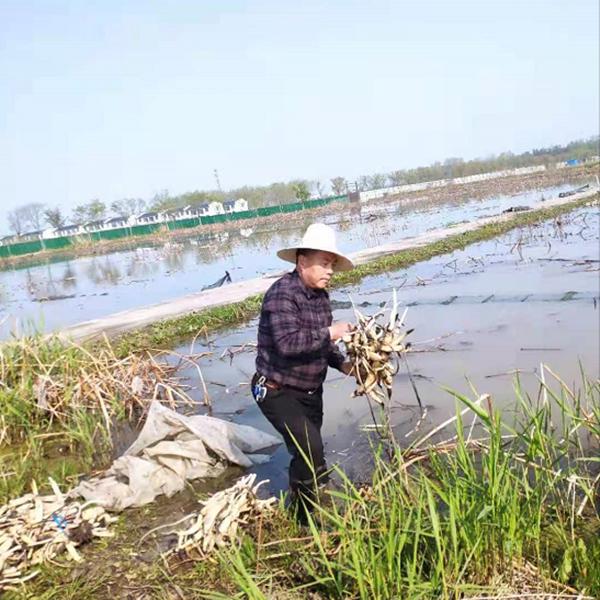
top-left (256, 270), bottom-right (345, 391)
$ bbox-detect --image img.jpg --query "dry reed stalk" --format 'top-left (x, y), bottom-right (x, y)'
top-left (160, 475), bottom-right (276, 561)
top-left (0, 335), bottom-right (197, 442)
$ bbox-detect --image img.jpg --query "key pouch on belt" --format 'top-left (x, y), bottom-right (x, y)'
top-left (252, 375), bottom-right (267, 403)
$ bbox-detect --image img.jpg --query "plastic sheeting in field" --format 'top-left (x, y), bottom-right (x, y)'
top-left (73, 401), bottom-right (280, 510)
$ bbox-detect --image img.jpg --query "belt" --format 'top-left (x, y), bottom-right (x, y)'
top-left (255, 373), bottom-right (320, 395)
top-left (263, 378), bottom-right (282, 391)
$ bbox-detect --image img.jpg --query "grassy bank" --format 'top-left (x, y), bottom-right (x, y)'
top-left (8, 370), bottom-right (599, 599)
top-left (205, 370), bottom-right (600, 599)
top-left (0, 335), bottom-right (193, 502)
top-left (112, 193), bottom-right (598, 353)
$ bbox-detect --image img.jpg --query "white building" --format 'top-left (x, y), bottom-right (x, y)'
top-left (223, 198), bottom-right (249, 213)
top-left (41, 227), bottom-right (58, 239)
top-left (234, 198), bottom-right (248, 212)
top-left (83, 220), bottom-right (105, 233)
top-left (136, 211), bottom-right (164, 224)
top-left (207, 201), bottom-right (224, 216)
top-left (0, 235), bottom-right (17, 246)
top-left (196, 203), bottom-right (210, 216)
top-left (104, 215), bottom-right (137, 229)
top-left (55, 224), bottom-right (84, 237)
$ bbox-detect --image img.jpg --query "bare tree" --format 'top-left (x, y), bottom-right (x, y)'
top-left (110, 198), bottom-right (147, 217)
top-left (388, 170), bottom-right (407, 186)
top-left (330, 177), bottom-right (348, 195)
top-left (22, 203), bottom-right (47, 231)
top-left (7, 208), bottom-right (26, 235)
top-left (44, 207), bottom-right (66, 229)
top-left (358, 176), bottom-right (370, 191)
top-left (71, 204), bottom-right (88, 225)
top-left (368, 173), bottom-right (387, 190)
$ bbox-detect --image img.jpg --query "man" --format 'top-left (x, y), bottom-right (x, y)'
top-left (252, 222), bottom-right (354, 518)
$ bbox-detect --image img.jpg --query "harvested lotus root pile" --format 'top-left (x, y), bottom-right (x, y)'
top-left (162, 474), bottom-right (276, 560)
top-left (0, 479), bottom-right (116, 591)
top-left (342, 290), bottom-right (412, 405)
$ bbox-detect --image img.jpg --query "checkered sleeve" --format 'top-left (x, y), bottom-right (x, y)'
top-left (266, 289), bottom-right (330, 357)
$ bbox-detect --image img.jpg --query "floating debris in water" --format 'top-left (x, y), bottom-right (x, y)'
top-left (202, 270), bottom-right (232, 291)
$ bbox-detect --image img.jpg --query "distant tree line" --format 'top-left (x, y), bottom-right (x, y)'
top-left (148, 179), bottom-right (316, 213)
top-left (345, 135), bottom-right (599, 193)
top-left (4, 136), bottom-right (598, 236)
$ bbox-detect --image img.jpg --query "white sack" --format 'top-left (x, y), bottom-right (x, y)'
top-left (73, 401), bottom-right (280, 510)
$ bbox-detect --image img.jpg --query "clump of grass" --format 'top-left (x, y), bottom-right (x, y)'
top-left (112, 294), bottom-right (265, 355)
top-left (0, 334), bottom-right (191, 444)
top-left (207, 368), bottom-right (600, 599)
top-left (0, 334), bottom-right (196, 501)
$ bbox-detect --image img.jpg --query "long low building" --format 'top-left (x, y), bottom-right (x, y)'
top-left (1, 199), bottom-right (249, 246)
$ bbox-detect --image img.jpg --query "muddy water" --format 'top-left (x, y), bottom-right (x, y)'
top-left (166, 205), bottom-right (599, 494)
top-left (0, 182), bottom-right (583, 339)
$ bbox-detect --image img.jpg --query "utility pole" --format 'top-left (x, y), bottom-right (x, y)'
top-left (213, 169), bottom-right (222, 192)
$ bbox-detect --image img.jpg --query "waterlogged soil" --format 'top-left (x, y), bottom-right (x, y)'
top-left (0, 179), bottom-right (590, 339)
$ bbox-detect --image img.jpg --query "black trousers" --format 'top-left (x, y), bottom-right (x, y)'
top-left (253, 375), bottom-right (328, 499)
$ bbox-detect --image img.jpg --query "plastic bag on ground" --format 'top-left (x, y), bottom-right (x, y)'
top-left (73, 401), bottom-right (280, 510)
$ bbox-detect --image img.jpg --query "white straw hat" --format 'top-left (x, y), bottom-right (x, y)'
top-left (277, 223), bottom-right (354, 272)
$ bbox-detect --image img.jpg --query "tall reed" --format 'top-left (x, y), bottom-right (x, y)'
top-left (207, 369), bottom-right (600, 599)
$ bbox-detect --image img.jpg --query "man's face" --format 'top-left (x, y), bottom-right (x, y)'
top-left (298, 250), bottom-right (337, 289)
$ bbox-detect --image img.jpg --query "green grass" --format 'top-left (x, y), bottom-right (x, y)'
top-left (5, 370), bottom-right (599, 599)
top-left (0, 333), bottom-right (190, 501)
top-left (113, 294), bottom-right (265, 356)
top-left (204, 369), bottom-right (600, 599)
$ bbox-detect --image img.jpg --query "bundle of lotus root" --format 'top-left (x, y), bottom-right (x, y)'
top-left (162, 474), bottom-right (276, 560)
top-left (0, 479), bottom-right (116, 591)
top-left (342, 289), bottom-right (412, 405)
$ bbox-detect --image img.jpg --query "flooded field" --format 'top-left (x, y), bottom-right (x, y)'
top-left (165, 204), bottom-right (599, 493)
top-left (0, 182), bottom-right (584, 339)
top-left (2, 200), bottom-right (597, 597)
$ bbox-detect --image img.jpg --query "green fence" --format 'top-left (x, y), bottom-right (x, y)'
top-left (0, 194), bottom-right (348, 260)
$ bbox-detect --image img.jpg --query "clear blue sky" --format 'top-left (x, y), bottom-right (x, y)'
top-left (0, 0), bottom-right (598, 232)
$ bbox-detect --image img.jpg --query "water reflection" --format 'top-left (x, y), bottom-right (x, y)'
top-left (61, 263), bottom-right (77, 290)
top-left (85, 258), bottom-right (122, 286)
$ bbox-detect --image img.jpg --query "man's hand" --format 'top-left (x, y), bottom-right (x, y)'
top-left (328, 321), bottom-right (353, 341)
top-left (340, 361), bottom-right (353, 375)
